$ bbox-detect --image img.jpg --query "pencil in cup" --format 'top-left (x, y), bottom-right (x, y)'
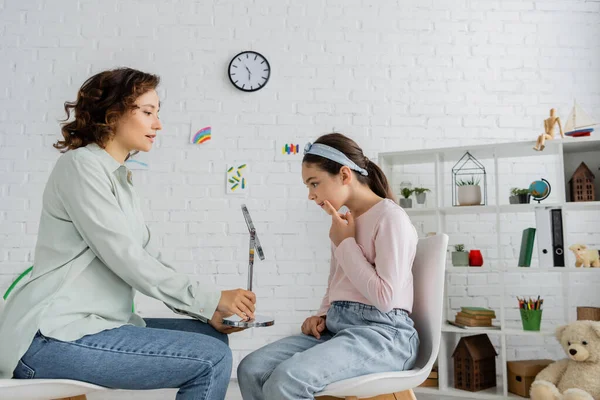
top-left (517, 296), bottom-right (543, 331)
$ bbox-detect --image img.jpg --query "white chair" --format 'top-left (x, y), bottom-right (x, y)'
top-left (0, 267), bottom-right (109, 400)
top-left (0, 378), bottom-right (107, 400)
top-left (315, 233), bottom-right (449, 400)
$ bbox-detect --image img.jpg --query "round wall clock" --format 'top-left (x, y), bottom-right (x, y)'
top-left (228, 51), bottom-right (270, 92)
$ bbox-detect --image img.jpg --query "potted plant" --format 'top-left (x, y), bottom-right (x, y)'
top-left (457, 176), bottom-right (482, 206)
top-left (452, 244), bottom-right (469, 266)
top-left (399, 188), bottom-right (414, 208)
top-left (509, 187), bottom-right (531, 204)
top-left (414, 187), bottom-right (431, 205)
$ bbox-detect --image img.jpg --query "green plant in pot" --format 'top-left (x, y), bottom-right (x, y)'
top-left (456, 176), bottom-right (482, 206)
top-left (399, 188), bottom-right (414, 208)
top-left (414, 187), bottom-right (431, 205)
top-left (509, 187), bottom-right (531, 204)
top-left (452, 244), bottom-right (469, 266)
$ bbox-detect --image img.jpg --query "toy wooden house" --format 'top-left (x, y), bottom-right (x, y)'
top-left (569, 162), bottom-right (596, 202)
top-left (452, 334), bottom-right (497, 392)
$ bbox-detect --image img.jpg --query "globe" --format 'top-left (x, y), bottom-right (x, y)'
top-left (529, 179), bottom-right (551, 203)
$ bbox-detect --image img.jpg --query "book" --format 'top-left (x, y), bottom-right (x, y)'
top-left (535, 208), bottom-right (553, 267)
top-left (455, 316), bottom-right (492, 327)
top-left (448, 319), bottom-right (501, 330)
top-left (418, 378), bottom-right (438, 387)
top-left (460, 307), bottom-right (496, 318)
top-left (518, 227), bottom-right (536, 267)
top-left (456, 312), bottom-right (494, 320)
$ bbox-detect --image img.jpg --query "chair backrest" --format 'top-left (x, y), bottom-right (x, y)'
top-left (410, 234), bottom-right (448, 370)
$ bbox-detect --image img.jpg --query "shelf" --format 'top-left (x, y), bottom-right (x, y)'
top-left (415, 385), bottom-right (522, 399)
top-left (403, 205), bottom-right (498, 215)
top-left (442, 322), bottom-right (555, 336)
top-left (380, 138), bottom-right (566, 166)
top-left (442, 322), bottom-right (502, 335)
top-left (382, 136), bottom-right (600, 400)
top-left (445, 267), bottom-right (600, 274)
top-left (563, 201), bottom-right (600, 211)
top-left (503, 268), bottom-right (564, 273)
top-left (503, 327), bottom-right (556, 336)
top-left (404, 207), bottom-right (437, 216)
top-left (562, 136), bottom-right (600, 154)
top-left (503, 267), bottom-right (600, 273)
top-left (441, 205), bottom-right (497, 215)
top-left (381, 136), bottom-right (600, 166)
top-left (404, 202), bottom-right (581, 215)
top-left (446, 267), bottom-right (491, 273)
top-left (498, 203), bottom-right (562, 213)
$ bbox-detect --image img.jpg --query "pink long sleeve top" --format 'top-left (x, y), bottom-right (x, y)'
top-left (317, 199), bottom-right (418, 316)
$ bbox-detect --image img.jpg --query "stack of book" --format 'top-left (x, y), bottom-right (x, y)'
top-left (418, 366), bottom-right (438, 388)
top-left (453, 307), bottom-right (496, 328)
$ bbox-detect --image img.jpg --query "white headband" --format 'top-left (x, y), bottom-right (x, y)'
top-left (304, 142), bottom-right (368, 176)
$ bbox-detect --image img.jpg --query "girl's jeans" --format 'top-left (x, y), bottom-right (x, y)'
top-left (237, 301), bottom-right (419, 400)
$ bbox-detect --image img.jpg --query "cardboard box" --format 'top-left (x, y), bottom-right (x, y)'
top-left (507, 359), bottom-right (554, 397)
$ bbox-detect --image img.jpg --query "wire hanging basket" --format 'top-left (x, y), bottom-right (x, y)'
top-left (452, 151), bottom-right (487, 206)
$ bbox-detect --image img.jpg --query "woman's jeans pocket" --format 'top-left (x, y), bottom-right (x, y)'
top-left (13, 359), bottom-right (35, 379)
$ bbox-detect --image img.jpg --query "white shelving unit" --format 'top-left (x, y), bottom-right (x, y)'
top-left (377, 136), bottom-right (600, 399)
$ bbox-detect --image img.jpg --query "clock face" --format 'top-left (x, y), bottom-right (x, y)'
top-left (228, 51), bottom-right (270, 92)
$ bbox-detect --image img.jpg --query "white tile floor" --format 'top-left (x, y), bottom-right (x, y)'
top-left (87, 380), bottom-right (478, 399)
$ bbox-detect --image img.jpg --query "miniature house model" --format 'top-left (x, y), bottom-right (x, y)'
top-left (569, 162), bottom-right (596, 202)
top-left (452, 334), bottom-right (497, 392)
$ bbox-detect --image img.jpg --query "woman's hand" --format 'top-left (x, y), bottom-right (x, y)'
top-left (301, 316), bottom-right (327, 339)
top-left (217, 289), bottom-right (256, 320)
top-left (209, 309), bottom-right (246, 334)
top-left (323, 200), bottom-right (355, 247)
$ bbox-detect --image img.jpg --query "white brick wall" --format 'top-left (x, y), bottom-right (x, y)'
top-left (1, 0), bottom-right (600, 395)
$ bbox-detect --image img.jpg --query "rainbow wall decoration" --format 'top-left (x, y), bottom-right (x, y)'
top-left (226, 163), bottom-right (248, 194)
top-left (191, 126), bottom-right (212, 144)
top-left (282, 143), bottom-right (300, 155)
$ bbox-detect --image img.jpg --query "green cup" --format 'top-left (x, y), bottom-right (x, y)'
top-left (520, 309), bottom-right (543, 331)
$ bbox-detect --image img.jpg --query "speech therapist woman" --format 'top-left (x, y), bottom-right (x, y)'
top-left (0, 67), bottom-right (254, 400)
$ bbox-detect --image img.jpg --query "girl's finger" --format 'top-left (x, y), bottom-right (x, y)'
top-left (323, 200), bottom-right (336, 216)
top-left (311, 323), bottom-right (321, 339)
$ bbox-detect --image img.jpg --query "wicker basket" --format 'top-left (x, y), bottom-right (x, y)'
top-left (577, 307), bottom-right (600, 321)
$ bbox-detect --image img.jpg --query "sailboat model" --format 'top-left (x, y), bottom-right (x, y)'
top-left (564, 102), bottom-right (597, 137)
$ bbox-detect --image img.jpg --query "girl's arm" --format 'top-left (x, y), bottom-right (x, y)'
top-left (316, 245), bottom-right (336, 317)
top-left (55, 153), bottom-right (221, 320)
top-left (334, 209), bottom-right (417, 312)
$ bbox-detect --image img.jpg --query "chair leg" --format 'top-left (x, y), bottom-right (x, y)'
top-left (394, 389), bottom-right (417, 400)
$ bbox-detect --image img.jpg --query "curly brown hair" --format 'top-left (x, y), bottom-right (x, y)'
top-left (54, 67), bottom-right (160, 152)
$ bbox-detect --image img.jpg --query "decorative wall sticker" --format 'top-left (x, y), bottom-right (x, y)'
top-left (275, 140), bottom-right (304, 160)
top-left (282, 143), bottom-right (300, 155)
top-left (191, 126), bottom-right (212, 144)
top-left (227, 163), bottom-right (248, 194)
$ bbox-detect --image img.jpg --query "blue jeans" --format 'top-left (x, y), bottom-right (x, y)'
top-left (12, 318), bottom-right (232, 400)
top-left (237, 301), bottom-right (419, 400)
